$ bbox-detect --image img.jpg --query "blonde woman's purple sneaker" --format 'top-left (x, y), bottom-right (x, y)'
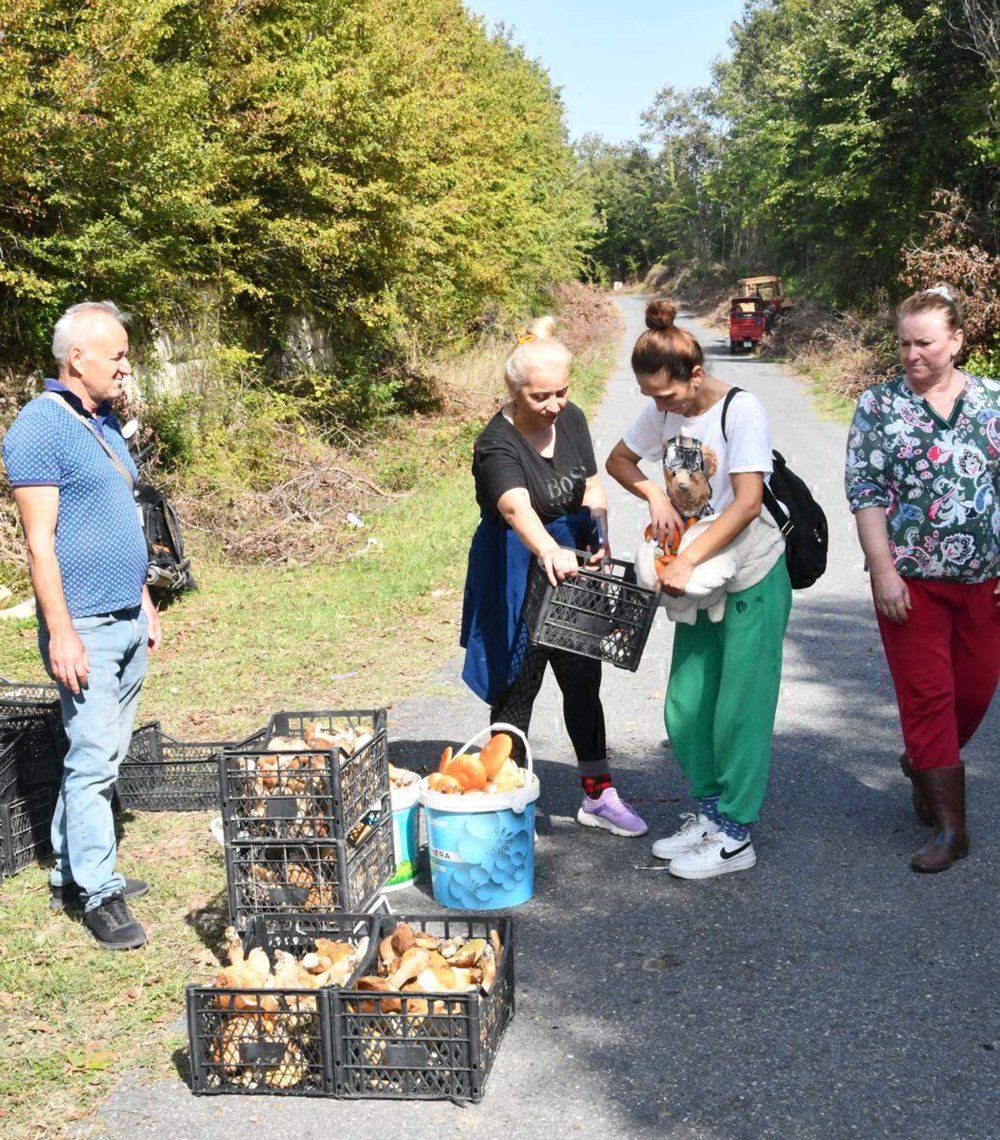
top-left (576, 788), bottom-right (648, 837)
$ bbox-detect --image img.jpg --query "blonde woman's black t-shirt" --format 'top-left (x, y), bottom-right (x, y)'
top-left (472, 402), bottom-right (598, 522)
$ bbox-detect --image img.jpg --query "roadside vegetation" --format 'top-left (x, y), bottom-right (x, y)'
top-left (579, 0), bottom-right (999, 403)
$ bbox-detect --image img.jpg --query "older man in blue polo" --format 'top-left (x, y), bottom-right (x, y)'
top-left (3, 301), bottom-right (162, 950)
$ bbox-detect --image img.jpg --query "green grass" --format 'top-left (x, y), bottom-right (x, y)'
top-left (0, 813), bottom-right (229, 1139)
top-left (797, 364), bottom-right (862, 425)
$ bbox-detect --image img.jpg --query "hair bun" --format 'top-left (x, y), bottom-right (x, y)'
top-left (527, 315), bottom-right (557, 340)
top-left (645, 299), bottom-right (677, 331)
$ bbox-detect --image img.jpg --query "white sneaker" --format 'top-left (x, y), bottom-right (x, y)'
top-left (651, 813), bottom-right (719, 861)
top-left (667, 831), bottom-right (756, 879)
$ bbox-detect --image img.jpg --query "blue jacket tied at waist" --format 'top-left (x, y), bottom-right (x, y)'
top-left (460, 509), bottom-right (596, 703)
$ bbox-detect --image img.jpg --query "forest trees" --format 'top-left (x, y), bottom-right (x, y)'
top-left (581, 0), bottom-right (998, 363)
top-left (0, 0), bottom-right (593, 389)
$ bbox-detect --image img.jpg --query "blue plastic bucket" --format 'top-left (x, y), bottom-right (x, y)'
top-left (384, 776), bottom-right (420, 891)
top-left (419, 724), bottom-right (540, 910)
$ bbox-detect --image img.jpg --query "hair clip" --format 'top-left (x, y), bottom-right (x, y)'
top-left (927, 284), bottom-right (953, 299)
top-left (515, 330), bottom-right (536, 346)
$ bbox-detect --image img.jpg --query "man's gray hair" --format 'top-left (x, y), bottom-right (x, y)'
top-left (51, 301), bottom-right (130, 366)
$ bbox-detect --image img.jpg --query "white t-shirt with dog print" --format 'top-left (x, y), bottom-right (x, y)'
top-left (623, 387), bottom-right (774, 517)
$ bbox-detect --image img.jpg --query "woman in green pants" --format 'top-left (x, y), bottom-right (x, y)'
top-left (607, 299), bottom-right (791, 879)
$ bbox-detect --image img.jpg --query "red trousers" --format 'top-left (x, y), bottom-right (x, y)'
top-left (876, 577), bottom-right (1000, 770)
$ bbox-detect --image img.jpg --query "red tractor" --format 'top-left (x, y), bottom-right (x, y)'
top-left (728, 296), bottom-right (767, 353)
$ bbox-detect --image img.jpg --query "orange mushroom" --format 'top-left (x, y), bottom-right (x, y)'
top-left (427, 772), bottom-right (464, 794)
top-left (444, 753), bottom-right (488, 791)
top-left (479, 733), bottom-right (513, 779)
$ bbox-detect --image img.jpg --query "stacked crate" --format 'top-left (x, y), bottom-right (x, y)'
top-left (0, 681), bottom-right (65, 879)
top-left (118, 723), bottom-right (267, 812)
top-left (218, 709), bottom-right (395, 929)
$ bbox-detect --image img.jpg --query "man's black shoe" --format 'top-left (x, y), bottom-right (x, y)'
top-left (84, 892), bottom-right (147, 950)
top-left (49, 877), bottom-right (150, 912)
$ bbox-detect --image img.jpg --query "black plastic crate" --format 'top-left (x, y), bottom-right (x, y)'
top-left (0, 783), bottom-right (58, 876)
top-left (224, 807), bottom-right (394, 928)
top-left (0, 720), bottom-right (64, 804)
top-left (221, 709), bottom-right (388, 844)
top-left (332, 914), bottom-right (515, 1103)
top-left (187, 912), bottom-right (378, 1096)
top-left (0, 679), bottom-right (61, 724)
top-left (522, 553), bottom-right (657, 672)
top-left (118, 723), bottom-right (267, 812)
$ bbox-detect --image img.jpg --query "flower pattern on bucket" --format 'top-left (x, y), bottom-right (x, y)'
top-left (439, 814), bottom-right (533, 909)
top-left (845, 372), bottom-right (1000, 581)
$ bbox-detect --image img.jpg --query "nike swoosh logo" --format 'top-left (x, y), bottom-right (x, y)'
top-left (720, 841), bottom-right (751, 860)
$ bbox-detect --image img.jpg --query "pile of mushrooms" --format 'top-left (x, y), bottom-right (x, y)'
top-left (425, 733), bottom-right (525, 796)
top-left (352, 922), bottom-right (502, 1015)
top-left (208, 927), bottom-right (369, 1089)
top-left (388, 762), bottom-right (418, 789)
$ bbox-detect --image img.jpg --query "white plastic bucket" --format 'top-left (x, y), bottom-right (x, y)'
top-left (419, 724), bottom-right (540, 910)
top-left (383, 772), bottom-right (421, 891)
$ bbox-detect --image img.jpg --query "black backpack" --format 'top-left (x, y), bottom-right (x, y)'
top-left (134, 480), bottom-right (196, 599)
top-left (721, 388), bottom-right (828, 589)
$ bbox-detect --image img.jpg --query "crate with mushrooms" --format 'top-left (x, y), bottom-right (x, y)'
top-left (187, 913), bottom-right (376, 1095)
top-left (221, 709), bottom-right (389, 844)
top-left (220, 708), bottom-right (395, 928)
top-left (224, 823), bottom-right (394, 929)
top-left (332, 915), bottom-right (514, 1103)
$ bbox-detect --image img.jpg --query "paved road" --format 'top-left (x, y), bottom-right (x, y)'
top-left (79, 298), bottom-right (998, 1140)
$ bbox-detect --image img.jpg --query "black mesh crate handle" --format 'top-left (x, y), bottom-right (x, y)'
top-left (521, 552), bottom-right (658, 673)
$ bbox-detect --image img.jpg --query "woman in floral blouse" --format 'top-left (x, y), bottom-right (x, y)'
top-left (845, 287), bottom-right (999, 873)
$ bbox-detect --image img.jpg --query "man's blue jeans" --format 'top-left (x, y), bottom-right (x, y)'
top-left (39, 607), bottom-right (148, 910)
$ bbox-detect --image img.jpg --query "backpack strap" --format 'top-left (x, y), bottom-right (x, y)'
top-left (720, 386), bottom-right (743, 443)
top-left (718, 385), bottom-right (791, 533)
top-left (44, 391), bottom-right (135, 491)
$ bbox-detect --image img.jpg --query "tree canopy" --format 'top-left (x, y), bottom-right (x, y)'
top-left (0, 0), bottom-right (594, 377)
top-left (581, 0), bottom-right (997, 328)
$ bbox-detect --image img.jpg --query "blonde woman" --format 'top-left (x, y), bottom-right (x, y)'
top-left (460, 318), bottom-right (648, 837)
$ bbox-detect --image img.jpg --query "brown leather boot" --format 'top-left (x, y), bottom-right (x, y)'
top-left (898, 751), bottom-right (934, 826)
top-left (910, 765), bottom-right (969, 873)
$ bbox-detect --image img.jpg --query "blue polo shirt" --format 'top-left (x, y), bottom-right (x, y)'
top-left (2, 380), bottom-right (148, 618)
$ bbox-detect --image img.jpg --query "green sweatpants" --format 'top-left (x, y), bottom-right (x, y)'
top-left (664, 556), bottom-right (792, 825)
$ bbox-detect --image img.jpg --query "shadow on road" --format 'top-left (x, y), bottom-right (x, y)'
top-left (385, 590), bottom-right (998, 1139)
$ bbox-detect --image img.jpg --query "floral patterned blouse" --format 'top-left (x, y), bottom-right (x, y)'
top-left (845, 372), bottom-right (1000, 582)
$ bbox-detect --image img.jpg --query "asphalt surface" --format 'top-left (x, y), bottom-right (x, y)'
top-left (77, 297), bottom-right (999, 1140)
